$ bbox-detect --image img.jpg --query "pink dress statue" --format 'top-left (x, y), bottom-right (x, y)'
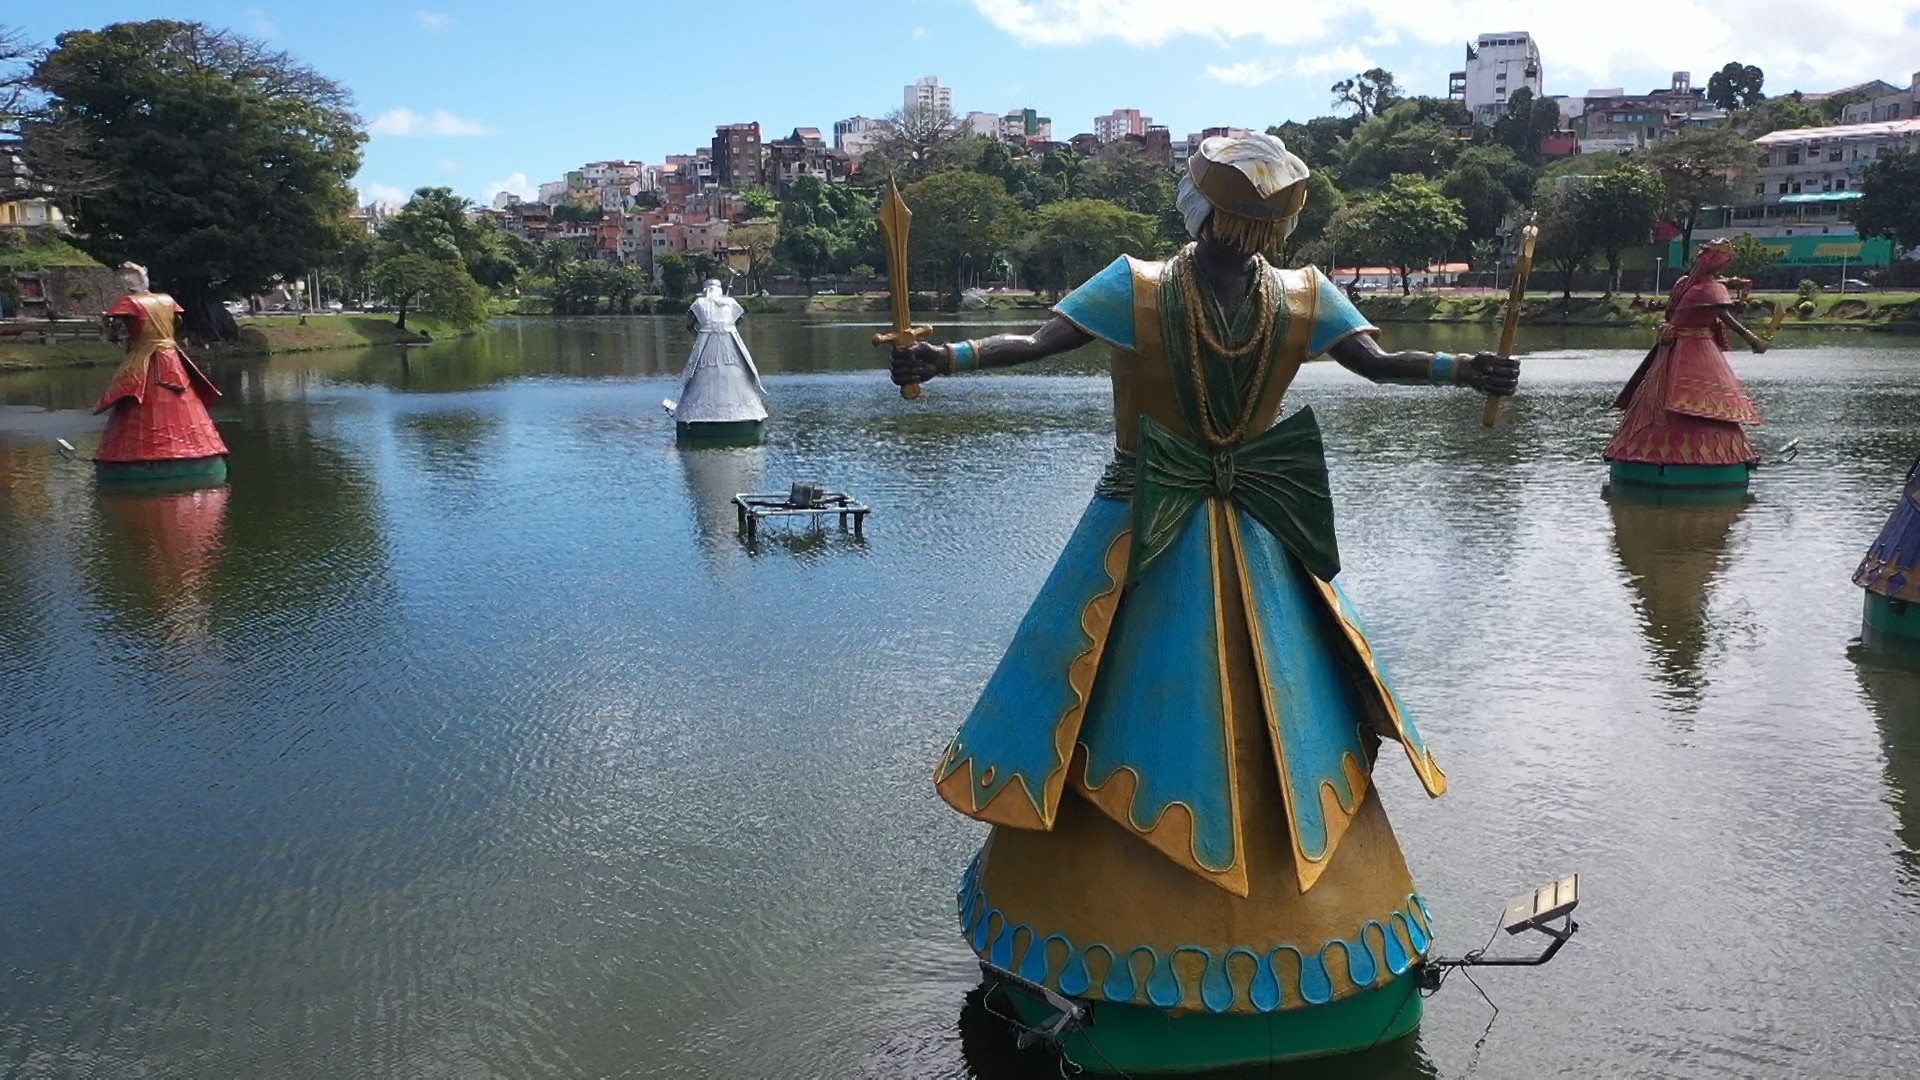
top-left (1605, 240), bottom-right (1763, 470)
top-left (92, 265), bottom-right (228, 481)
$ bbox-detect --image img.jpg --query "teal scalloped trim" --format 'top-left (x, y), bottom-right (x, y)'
top-left (956, 855), bottom-right (1431, 1015)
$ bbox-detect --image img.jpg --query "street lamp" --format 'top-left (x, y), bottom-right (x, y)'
top-left (1654, 255), bottom-right (1663, 294)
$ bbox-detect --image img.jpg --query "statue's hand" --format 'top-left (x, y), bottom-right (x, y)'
top-left (890, 341), bottom-right (947, 387)
top-left (1464, 352), bottom-right (1520, 397)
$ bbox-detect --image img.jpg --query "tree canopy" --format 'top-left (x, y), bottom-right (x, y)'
top-left (1644, 128), bottom-right (1762, 252)
top-left (1331, 68), bottom-right (1402, 119)
top-left (1853, 148), bottom-right (1920, 250)
top-left (1706, 63), bottom-right (1766, 111)
top-left (1021, 199), bottom-right (1159, 297)
top-left (30, 20), bottom-right (364, 340)
top-left (903, 169), bottom-right (1027, 303)
top-left (1343, 175), bottom-right (1465, 294)
top-left (1580, 165), bottom-right (1666, 291)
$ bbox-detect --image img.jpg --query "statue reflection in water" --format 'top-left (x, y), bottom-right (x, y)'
top-left (1854, 659), bottom-right (1920, 887)
top-left (93, 484), bottom-right (230, 645)
top-left (1606, 486), bottom-right (1751, 711)
top-left (677, 442), bottom-right (764, 565)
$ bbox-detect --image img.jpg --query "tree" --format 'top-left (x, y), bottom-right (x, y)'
top-left (1728, 233), bottom-right (1781, 280)
top-left (902, 169), bottom-right (1027, 305)
top-left (1079, 142), bottom-right (1174, 217)
top-left (1533, 180), bottom-right (1595, 301)
top-left (1344, 175), bottom-right (1465, 294)
top-left (1441, 163), bottom-right (1514, 250)
top-left (1490, 87), bottom-right (1565, 165)
top-left (1265, 116), bottom-right (1358, 169)
top-left (535, 239), bottom-right (575, 280)
top-left (740, 186), bottom-right (777, 218)
top-left (1853, 148), bottom-right (1920, 250)
top-left (1736, 95), bottom-right (1825, 137)
top-left (368, 253), bottom-right (486, 331)
top-left (1339, 104), bottom-right (1462, 190)
top-left (657, 253), bottom-right (691, 299)
top-left (31, 21), bottom-right (364, 341)
top-left (1706, 62), bottom-right (1766, 111)
top-left (731, 220), bottom-right (778, 293)
top-left (1645, 128), bottom-right (1762, 254)
top-left (1331, 68), bottom-right (1401, 119)
top-left (380, 186), bottom-right (522, 289)
top-left (1020, 199), bottom-right (1158, 297)
top-left (1454, 144), bottom-right (1536, 204)
top-left (1579, 164), bottom-right (1664, 293)
top-left (862, 105), bottom-right (968, 184)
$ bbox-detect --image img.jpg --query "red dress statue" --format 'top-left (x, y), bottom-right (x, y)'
top-left (93, 264), bottom-right (228, 482)
top-left (1605, 238), bottom-right (1769, 488)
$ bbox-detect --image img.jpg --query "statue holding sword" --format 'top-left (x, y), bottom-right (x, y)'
top-left (877, 133), bottom-right (1524, 1071)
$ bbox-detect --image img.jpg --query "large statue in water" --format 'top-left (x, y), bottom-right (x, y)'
top-left (891, 133), bottom-right (1518, 1072)
top-left (1856, 456), bottom-right (1920, 661)
top-left (667, 279), bottom-right (768, 444)
top-left (1605, 237), bottom-right (1770, 492)
top-left (93, 263), bottom-right (229, 485)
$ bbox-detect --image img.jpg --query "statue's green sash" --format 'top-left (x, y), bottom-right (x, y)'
top-left (1129, 408), bottom-right (1339, 586)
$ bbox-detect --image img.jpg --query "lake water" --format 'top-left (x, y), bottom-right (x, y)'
top-left (3, 315), bottom-right (1919, 1078)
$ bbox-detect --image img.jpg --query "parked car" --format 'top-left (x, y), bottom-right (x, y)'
top-left (326, 300), bottom-right (344, 312)
top-left (1839, 278), bottom-right (1873, 292)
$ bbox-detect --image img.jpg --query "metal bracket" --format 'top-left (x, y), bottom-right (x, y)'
top-left (980, 961), bottom-right (1090, 1049)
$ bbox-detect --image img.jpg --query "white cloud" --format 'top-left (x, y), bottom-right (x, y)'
top-left (359, 182), bottom-right (408, 206)
top-left (1206, 47), bottom-right (1376, 87)
top-left (483, 172), bottom-right (537, 202)
top-left (415, 11), bottom-right (455, 32)
top-left (912, 26), bottom-right (929, 40)
top-left (243, 7), bottom-right (278, 38)
top-left (367, 107), bottom-right (495, 137)
top-left (971, 0), bottom-right (1920, 93)
top-left (437, 157), bottom-right (461, 173)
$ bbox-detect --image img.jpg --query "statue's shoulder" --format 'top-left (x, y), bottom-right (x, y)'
top-left (1269, 264), bottom-right (1322, 294)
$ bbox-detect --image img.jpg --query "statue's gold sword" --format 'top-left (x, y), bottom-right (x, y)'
top-left (872, 179), bottom-right (933, 400)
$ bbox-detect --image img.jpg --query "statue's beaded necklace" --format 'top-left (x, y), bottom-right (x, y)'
top-left (1166, 247), bottom-right (1282, 447)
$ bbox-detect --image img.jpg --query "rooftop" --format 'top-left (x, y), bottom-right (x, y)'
top-left (1755, 118), bottom-right (1920, 144)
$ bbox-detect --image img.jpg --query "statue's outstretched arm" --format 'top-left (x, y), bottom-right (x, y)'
top-left (889, 315), bottom-right (1093, 387)
top-left (1328, 332), bottom-right (1518, 396)
top-left (1715, 308), bottom-right (1770, 353)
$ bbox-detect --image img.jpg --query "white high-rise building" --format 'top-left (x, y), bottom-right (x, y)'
top-left (905, 75), bottom-right (953, 119)
top-left (1448, 31), bottom-right (1544, 124)
top-left (963, 111), bottom-right (1001, 139)
top-left (1094, 109), bottom-right (1150, 143)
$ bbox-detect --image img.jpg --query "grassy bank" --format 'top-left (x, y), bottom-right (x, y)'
top-left (1355, 292), bottom-right (1920, 331)
top-left (0, 314), bottom-right (465, 373)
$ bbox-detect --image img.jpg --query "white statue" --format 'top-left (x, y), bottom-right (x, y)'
top-left (666, 279), bottom-right (769, 438)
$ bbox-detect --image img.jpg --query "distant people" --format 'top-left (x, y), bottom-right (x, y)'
top-left (93, 262), bottom-right (229, 482)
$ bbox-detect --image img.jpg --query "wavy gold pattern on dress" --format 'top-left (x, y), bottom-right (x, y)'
top-left (1225, 510), bottom-right (1369, 893)
top-left (934, 527), bottom-right (1133, 829)
top-left (1307, 577), bottom-right (1448, 798)
top-left (1074, 502), bottom-right (1250, 897)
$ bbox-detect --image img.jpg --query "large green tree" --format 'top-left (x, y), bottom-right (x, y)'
top-left (1339, 102), bottom-right (1462, 190)
top-left (1735, 95), bottom-right (1825, 137)
top-left (1580, 164), bottom-right (1665, 292)
top-left (1490, 87), bottom-right (1565, 165)
top-left (31, 20), bottom-right (364, 340)
top-left (1533, 180), bottom-right (1596, 301)
top-left (1645, 128), bottom-right (1763, 254)
top-left (1852, 148), bottom-right (1920, 250)
top-left (1706, 62), bottom-right (1766, 110)
top-left (1441, 163), bottom-right (1515, 250)
top-left (1344, 175), bottom-right (1465, 294)
top-left (381, 186), bottom-right (522, 289)
top-left (1020, 199), bottom-right (1159, 297)
top-left (902, 169), bottom-right (1027, 305)
top-left (1331, 68), bottom-right (1401, 119)
top-left (368, 253), bottom-right (486, 330)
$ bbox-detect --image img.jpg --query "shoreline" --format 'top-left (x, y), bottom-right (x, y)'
top-left (0, 314), bottom-right (467, 374)
top-left (8, 293), bottom-right (1918, 374)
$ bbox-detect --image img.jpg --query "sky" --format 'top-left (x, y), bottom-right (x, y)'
top-left (19, 1), bottom-right (1920, 207)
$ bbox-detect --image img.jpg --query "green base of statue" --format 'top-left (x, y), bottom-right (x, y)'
top-left (675, 420), bottom-right (764, 448)
top-left (95, 455), bottom-right (229, 489)
top-left (998, 972), bottom-right (1422, 1074)
top-left (1608, 460), bottom-right (1751, 492)
top-left (1862, 593), bottom-right (1920, 662)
